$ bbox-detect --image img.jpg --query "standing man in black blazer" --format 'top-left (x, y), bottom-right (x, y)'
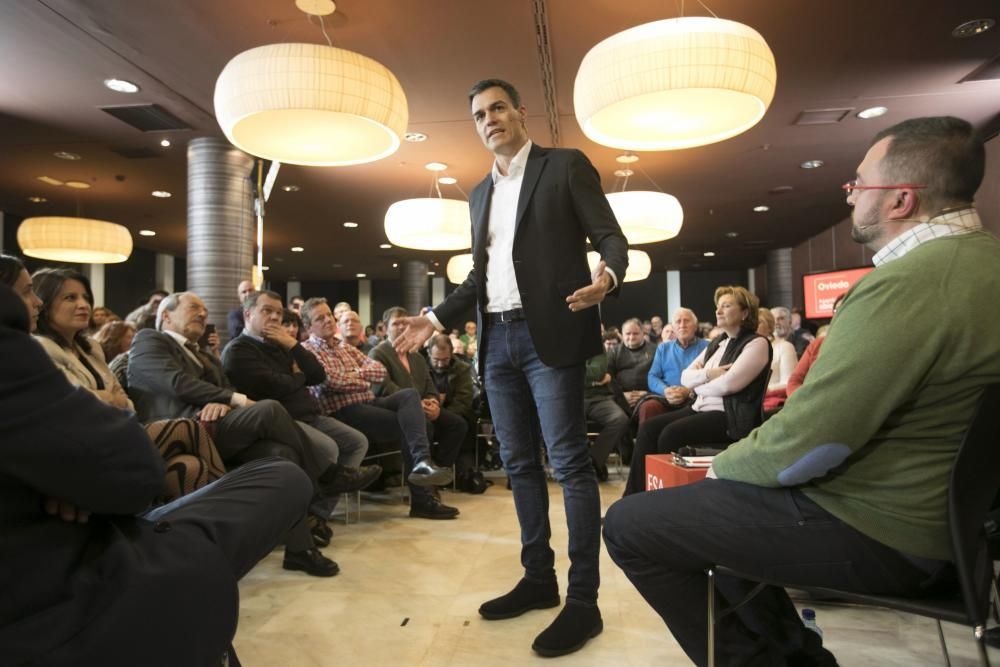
top-left (396, 79), bottom-right (628, 657)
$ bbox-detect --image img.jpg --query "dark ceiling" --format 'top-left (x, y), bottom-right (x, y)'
top-left (1, 0), bottom-right (998, 282)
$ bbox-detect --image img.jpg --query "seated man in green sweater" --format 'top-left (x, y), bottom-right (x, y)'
top-left (604, 116), bottom-right (1000, 666)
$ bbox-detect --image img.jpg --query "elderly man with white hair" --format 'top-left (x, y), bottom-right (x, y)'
top-left (641, 307), bottom-right (710, 424)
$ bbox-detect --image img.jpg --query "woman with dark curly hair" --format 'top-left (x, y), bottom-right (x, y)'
top-left (32, 268), bottom-right (224, 502)
top-left (623, 286), bottom-right (772, 495)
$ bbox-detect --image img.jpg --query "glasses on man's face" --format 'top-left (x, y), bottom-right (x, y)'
top-left (841, 180), bottom-right (927, 195)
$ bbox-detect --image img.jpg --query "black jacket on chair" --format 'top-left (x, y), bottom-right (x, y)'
top-left (221, 333), bottom-right (326, 420)
top-left (432, 143), bottom-right (629, 370)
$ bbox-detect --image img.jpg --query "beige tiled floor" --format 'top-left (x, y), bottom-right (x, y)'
top-left (235, 476), bottom-right (997, 666)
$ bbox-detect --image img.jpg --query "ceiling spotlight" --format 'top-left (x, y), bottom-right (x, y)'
top-left (753, 205), bottom-right (770, 212)
top-left (800, 160), bottom-right (824, 169)
top-left (291, 246), bottom-right (304, 252)
top-left (392, 263), bottom-right (398, 268)
top-left (725, 231), bottom-right (739, 238)
top-left (282, 184), bottom-right (300, 192)
top-left (37, 176), bottom-right (64, 186)
top-left (64, 181), bottom-right (91, 189)
top-left (405, 132), bottom-right (428, 142)
top-left (261, 265), bottom-right (269, 271)
top-left (427, 271), bottom-right (436, 276)
top-left (424, 162), bottom-right (448, 172)
top-left (27, 196), bottom-right (47, 203)
top-left (379, 243), bottom-right (392, 249)
top-left (356, 272), bottom-right (367, 278)
top-left (438, 176), bottom-right (457, 185)
top-left (952, 18), bottom-right (995, 38)
top-left (343, 221), bottom-right (358, 228)
top-left (615, 153), bottom-right (639, 164)
top-left (104, 78), bottom-right (140, 93)
top-left (53, 151), bottom-right (81, 161)
top-left (160, 139), bottom-right (172, 147)
top-left (151, 190), bottom-right (172, 198)
top-left (614, 169), bottom-right (635, 178)
top-left (703, 251), bottom-right (716, 257)
top-left (139, 229), bottom-right (156, 237)
top-left (856, 106), bottom-right (888, 120)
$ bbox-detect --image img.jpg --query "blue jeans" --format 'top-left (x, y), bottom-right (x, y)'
top-left (484, 320), bottom-right (600, 604)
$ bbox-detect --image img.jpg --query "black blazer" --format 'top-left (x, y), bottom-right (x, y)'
top-left (0, 285), bottom-right (237, 665)
top-left (128, 328), bottom-right (235, 422)
top-left (433, 143), bottom-right (628, 369)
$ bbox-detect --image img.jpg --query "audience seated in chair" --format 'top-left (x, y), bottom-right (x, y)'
top-left (93, 318), bottom-right (136, 388)
top-left (641, 307), bottom-right (709, 424)
top-left (427, 333), bottom-right (480, 475)
top-left (624, 286), bottom-right (772, 496)
top-left (583, 350), bottom-right (630, 482)
top-left (0, 280), bottom-right (311, 667)
top-left (128, 290), bottom-right (342, 576)
top-left (300, 298), bottom-right (457, 520)
top-left (226, 279), bottom-right (255, 340)
top-left (604, 115), bottom-right (1000, 667)
top-left (607, 317), bottom-right (656, 417)
top-left (125, 288), bottom-right (167, 331)
top-left (756, 308), bottom-right (798, 413)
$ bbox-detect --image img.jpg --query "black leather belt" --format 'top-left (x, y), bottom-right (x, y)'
top-left (484, 308), bottom-right (525, 324)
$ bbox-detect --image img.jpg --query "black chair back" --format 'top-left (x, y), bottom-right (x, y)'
top-left (949, 383), bottom-right (1000, 625)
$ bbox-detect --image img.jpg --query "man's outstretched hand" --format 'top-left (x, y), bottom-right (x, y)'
top-left (566, 260), bottom-right (613, 312)
top-left (393, 315), bottom-right (437, 354)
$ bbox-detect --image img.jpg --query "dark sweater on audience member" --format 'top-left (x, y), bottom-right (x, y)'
top-left (221, 333), bottom-right (326, 420)
top-left (607, 338), bottom-right (656, 393)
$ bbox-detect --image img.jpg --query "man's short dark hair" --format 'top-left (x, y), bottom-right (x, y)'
top-left (301, 297), bottom-right (328, 329)
top-left (431, 333), bottom-right (453, 353)
top-left (873, 116), bottom-right (984, 209)
top-left (243, 289), bottom-right (281, 311)
top-left (382, 306), bottom-right (409, 324)
top-left (468, 79), bottom-right (521, 108)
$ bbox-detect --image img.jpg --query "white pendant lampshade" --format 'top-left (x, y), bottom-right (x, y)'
top-left (606, 191), bottom-right (683, 244)
top-left (384, 198), bottom-right (471, 251)
top-left (214, 43), bottom-right (408, 166)
top-left (574, 17), bottom-right (776, 151)
top-left (446, 253), bottom-right (475, 284)
top-left (18, 217), bottom-right (133, 263)
top-left (588, 249), bottom-right (652, 283)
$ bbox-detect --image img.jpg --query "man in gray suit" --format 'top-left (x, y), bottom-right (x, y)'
top-left (128, 291), bottom-right (340, 576)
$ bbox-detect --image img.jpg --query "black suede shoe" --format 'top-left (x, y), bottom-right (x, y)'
top-left (282, 547), bottom-right (340, 577)
top-left (409, 495), bottom-right (459, 520)
top-left (324, 464), bottom-right (383, 495)
top-left (531, 601), bottom-right (603, 657)
top-left (479, 578), bottom-right (560, 620)
top-left (407, 459), bottom-right (454, 487)
top-left (307, 514), bottom-right (332, 548)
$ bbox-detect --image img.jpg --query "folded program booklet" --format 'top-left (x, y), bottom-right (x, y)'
top-left (672, 453), bottom-right (715, 468)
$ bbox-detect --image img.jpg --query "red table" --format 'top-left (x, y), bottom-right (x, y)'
top-left (645, 454), bottom-right (708, 491)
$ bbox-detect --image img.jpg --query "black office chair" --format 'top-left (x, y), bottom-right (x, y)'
top-left (707, 383), bottom-right (1000, 667)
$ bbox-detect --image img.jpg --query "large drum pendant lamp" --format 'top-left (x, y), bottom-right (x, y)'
top-left (18, 217), bottom-right (133, 263)
top-left (588, 249), bottom-right (652, 283)
top-left (214, 43), bottom-right (408, 166)
top-left (384, 198), bottom-right (471, 251)
top-left (446, 253), bottom-right (474, 284)
top-left (606, 191), bottom-right (683, 244)
top-left (574, 17), bottom-right (777, 151)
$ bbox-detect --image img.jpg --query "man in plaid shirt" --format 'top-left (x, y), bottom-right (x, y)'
top-left (301, 298), bottom-right (459, 520)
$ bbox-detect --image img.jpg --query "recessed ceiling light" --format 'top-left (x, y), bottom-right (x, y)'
top-left (139, 229), bottom-right (156, 237)
top-left (392, 263), bottom-right (398, 268)
top-left (379, 243), bottom-right (392, 249)
top-left (64, 180), bottom-right (91, 189)
top-left (703, 252), bottom-right (716, 257)
top-left (282, 184), bottom-right (300, 192)
top-left (800, 160), bottom-right (824, 169)
top-left (424, 162), bottom-right (448, 172)
top-left (856, 106), bottom-right (888, 120)
top-left (151, 190), bottom-right (172, 198)
top-left (615, 153), bottom-right (639, 163)
top-left (614, 168), bottom-right (634, 178)
top-left (427, 271), bottom-right (436, 275)
top-left (953, 18), bottom-right (995, 38)
top-left (53, 151), bottom-right (81, 161)
top-left (27, 196), bottom-right (47, 203)
top-left (291, 246), bottom-right (304, 252)
top-left (103, 78), bottom-right (140, 93)
top-left (36, 176), bottom-right (64, 186)
top-left (405, 132), bottom-right (428, 142)
top-left (356, 272), bottom-right (367, 278)
top-left (343, 221), bottom-right (358, 228)
top-left (725, 231), bottom-right (739, 238)
top-left (438, 176), bottom-right (457, 185)
top-left (160, 139), bottom-right (171, 147)
top-left (261, 265), bottom-right (269, 271)
top-left (753, 205), bottom-right (770, 212)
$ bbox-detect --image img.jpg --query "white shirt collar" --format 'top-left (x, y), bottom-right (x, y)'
top-left (163, 328), bottom-right (195, 349)
top-left (491, 139), bottom-right (532, 185)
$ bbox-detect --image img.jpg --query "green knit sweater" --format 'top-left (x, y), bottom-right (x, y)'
top-left (713, 231), bottom-right (1000, 560)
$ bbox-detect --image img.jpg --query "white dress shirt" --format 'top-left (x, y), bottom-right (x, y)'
top-left (484, 139), bottom-right (533, 312)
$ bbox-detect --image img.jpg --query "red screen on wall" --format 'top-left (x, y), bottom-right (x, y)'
top-left (803, 267), bottom-right (874, 319)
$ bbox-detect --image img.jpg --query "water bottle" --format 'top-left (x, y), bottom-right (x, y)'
top-left (801, 608), bottom-right (822, 638)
